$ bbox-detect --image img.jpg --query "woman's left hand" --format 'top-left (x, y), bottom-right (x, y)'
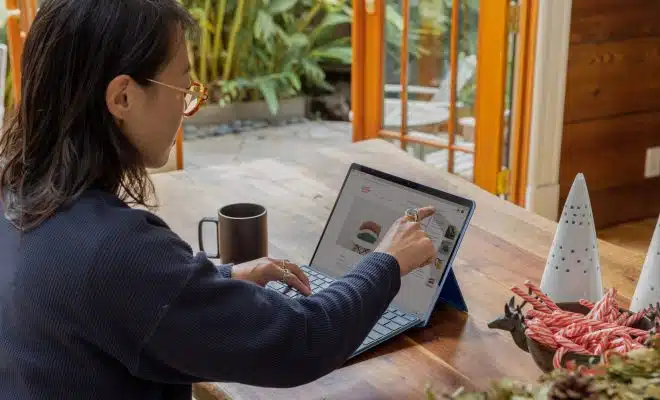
top-left (231, 257), bottom-right (312, 296)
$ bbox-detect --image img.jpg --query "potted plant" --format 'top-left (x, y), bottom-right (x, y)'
top-left (179, 0), bottom-right (352, 122)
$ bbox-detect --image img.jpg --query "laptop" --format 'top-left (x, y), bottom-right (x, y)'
top-left (266, 163), bottom-right (475, 357)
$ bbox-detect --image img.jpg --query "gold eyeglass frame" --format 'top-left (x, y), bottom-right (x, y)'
top-left (147, 79), bottom-right (209, 117)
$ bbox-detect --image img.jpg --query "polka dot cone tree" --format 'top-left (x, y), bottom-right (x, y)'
top-left (630, 214), bottom-right (660, 312)
top-left (540, 173), bottom-right (604, 303)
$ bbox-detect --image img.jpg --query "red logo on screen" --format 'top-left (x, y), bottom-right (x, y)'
top-left (361, 186), bottom-right (371, 193)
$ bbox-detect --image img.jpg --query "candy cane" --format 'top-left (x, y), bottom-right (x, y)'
top-left (544, 315), bottom-right (648, 336)
top-left (525, 329), bottom-right (557, 349)
top-left (579, 299), bottom-right (595, 309)
top-left (593, 335), bottom-right (610, 355)
top-left (511, 286), bottom-right (552, 313)
top-left (542, 313), bottom-right (583, 327)
top-left (608, 298), bottom-right (619, 318)
top-left (606, 312), bottom-right (618, 324)
top-left (524, 280), bottom-right (560, 311)
top-left (525, 309), bottom-right (547, 319)
top-left (586, 298), bottom-right (605, 319)
top-left (554, 334), bottom-right (589, 353)
top-left (624, 310), bottom-right (647, 327)
top-left (615, 312), bottom-right (630, 325)
top-left (557, 323), bottom-right (590, 338)
top-left (553, 347), bottom-right (568, 369)
top-left (526, 322), bottom-right (557, 345)
top-left (588, 288), bottom-right (616, 320)
top-left (580, 327), bottom-right (642, 343)
top-left (606, 337), bottom-right (626, 349)
top-left (591, 295), bottom-right (612, 320)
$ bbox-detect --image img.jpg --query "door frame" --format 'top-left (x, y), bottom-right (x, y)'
top-left (351, 0), bottom-right (384, 143)
top-left (351, 0), bottom-right (539, 201)
top-left (524, 0), bottom-right (572, 221)
top-left (471, 0), bottom-right (512, 194)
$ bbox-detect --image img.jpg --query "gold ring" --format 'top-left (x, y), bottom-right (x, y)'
top-left (280, 267), bottom-right (292, 284)
top-left (405, 208), bottom-right (419, 222)
top-left (279, 260), bottom-right (293, 284)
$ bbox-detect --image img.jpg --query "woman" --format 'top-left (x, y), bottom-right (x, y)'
top-left (0, 1), bottom-right (437, 399)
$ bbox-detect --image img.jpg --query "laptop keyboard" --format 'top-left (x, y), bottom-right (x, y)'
top-left (266, 265), bottom-right (419, 355)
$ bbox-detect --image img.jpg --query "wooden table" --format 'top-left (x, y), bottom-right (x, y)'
top-left (149, 139), bottom-right (644, 400)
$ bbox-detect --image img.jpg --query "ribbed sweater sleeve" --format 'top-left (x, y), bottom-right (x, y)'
top-left (133, 252), bottom-right (401, 388)
top-left (133, 250), bottom-right (401, 387)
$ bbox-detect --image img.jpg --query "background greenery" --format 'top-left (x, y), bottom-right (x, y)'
top-left (179, 0), bottom-right (352, 115)
top-left (179, 0), bottom-right (481, 115)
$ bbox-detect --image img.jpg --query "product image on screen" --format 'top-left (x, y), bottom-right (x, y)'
top-left (444, 224), bottom-right (457, 240)
top-left (336, 197), bottom-right (400, 256)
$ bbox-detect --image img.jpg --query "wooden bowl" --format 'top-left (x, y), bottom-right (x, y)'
top-left (526, 302), bottom-right (654, 372)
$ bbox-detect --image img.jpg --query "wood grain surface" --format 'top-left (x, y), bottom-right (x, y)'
top-left (149, 139), bottom-right (644, 399)
top-left (561, 0), bottom-right (660, 228)
top-left (570, 0), bottom-right (660, 44)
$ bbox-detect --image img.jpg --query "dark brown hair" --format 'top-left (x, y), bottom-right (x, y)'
top-left (0, 0), bottom-right (195, 231)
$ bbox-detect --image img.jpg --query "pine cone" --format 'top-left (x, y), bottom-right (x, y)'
top-left (548, 373), bottom-right (597, 400)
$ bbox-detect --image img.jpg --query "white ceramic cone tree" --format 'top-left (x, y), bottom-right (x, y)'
top-left (540, 173), bottom-right (604, 303)
top-left (630, 214), bottom-right (660, 312)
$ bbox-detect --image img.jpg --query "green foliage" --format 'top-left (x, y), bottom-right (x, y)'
top-left (0, 23), bottom-right (12, 112)
top-left (180, 0), bottom-right (352, 115)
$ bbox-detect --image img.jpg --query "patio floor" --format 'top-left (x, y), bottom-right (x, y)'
top-left (182, 121), bottom-right (353, 169)
top-left (182, 120), bottom-right (474, 182)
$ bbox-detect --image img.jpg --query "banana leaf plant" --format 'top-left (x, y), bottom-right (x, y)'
top-left (180, 0), bottom-right (352, 115)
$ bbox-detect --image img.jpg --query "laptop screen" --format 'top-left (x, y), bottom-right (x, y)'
top-left (310, 165), bottom-right (473, 321)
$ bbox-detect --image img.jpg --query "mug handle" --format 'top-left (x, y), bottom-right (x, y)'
top-left (198, 217), bottom-right (219, 258)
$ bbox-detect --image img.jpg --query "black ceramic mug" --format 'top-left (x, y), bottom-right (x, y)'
top-left (198, 203), bottom-right (268, 264)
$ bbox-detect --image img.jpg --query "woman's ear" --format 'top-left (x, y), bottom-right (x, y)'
top-left (105, 75), bottom-right (133, 121)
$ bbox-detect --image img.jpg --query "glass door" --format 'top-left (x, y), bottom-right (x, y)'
top-left (351, 0), bottom-right (537, 204)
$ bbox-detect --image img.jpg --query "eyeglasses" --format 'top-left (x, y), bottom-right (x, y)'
top-left (146, 79), bottom-right (209, 117)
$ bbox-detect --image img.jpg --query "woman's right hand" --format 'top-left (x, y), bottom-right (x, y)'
top-left (375, 206), bottom-right (437, 276)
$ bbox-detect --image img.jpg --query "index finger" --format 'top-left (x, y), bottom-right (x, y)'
top-left (416, 206), bottom-right (436, 220)
top-left (283, 261), bottom-right (311, 290)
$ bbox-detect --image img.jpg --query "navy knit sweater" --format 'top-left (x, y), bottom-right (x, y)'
top-left (0, 189), bottom-right (402, 399)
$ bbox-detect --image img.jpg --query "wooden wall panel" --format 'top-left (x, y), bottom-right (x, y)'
top-left (561, 0), bottom-right (660, 229)
top-left (570, 0), bottom-right (660, 44)
top-left (564, 38), bottom-right (660, 123)
top-left (560, 111), bottom-right (660, 195)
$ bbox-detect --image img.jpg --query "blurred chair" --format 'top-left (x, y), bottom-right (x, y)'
top-left (3, 0), bottom-right (184, 171)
